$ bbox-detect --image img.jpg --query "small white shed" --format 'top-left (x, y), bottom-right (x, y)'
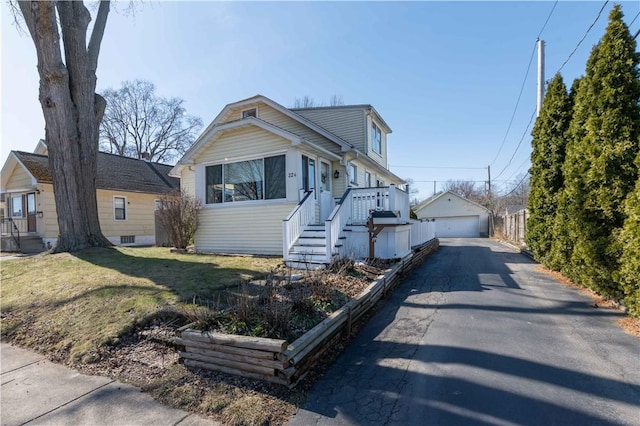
top-left (413, 191), bottom-right (490, 238)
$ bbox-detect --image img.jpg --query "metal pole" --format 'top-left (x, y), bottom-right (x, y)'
top-left (537, 39), bottom-right (545, 117)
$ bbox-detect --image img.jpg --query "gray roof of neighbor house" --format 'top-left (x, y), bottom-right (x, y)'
top-left (13, 151), bottom-right (179, 194)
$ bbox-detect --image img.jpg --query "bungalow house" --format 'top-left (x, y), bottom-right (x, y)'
top-left (1, 141), bottom-right (178, 252)
top-left (413, 191), bottom-right (491, 238)
top-left (169, 95), bottom-right (416, 268)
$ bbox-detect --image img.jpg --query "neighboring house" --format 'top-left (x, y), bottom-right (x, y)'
top-left (170, 95), bottom-right (420, 268)
top-left (1, 141), bottom-right (178, 252)
top-left (413, 191), bottom-right (490, 238)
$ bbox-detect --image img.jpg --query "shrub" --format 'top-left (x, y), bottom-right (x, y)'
top-left (156, 189), bottom-right (201, 249)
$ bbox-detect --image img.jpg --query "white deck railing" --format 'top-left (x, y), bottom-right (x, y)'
top-left (324, 185), bottom-right (410, 262)
top-left (283, 191), bottom-right (315, 261)
top-left (410, 219), bottom-right (436, 247)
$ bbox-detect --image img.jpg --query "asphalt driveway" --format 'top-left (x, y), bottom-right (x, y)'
top-left (289, 238), bottom-right (640, 425)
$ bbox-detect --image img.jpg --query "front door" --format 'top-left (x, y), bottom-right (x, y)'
top-left (302, 156), bottom-right (316, 195)
top-left (319, 161), bottom-right (333, 221)
top-left (26, 192), bottom-right (36, 233)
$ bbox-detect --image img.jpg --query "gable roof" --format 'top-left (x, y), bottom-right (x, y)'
top-left (7, 151), bottom-right (178, 194)
top-left (179, 95), bottom-right (354, 163)
top-left (414, 191), bottom-right (490, 214)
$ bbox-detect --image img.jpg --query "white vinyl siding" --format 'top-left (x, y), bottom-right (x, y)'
top-left (194, 126), bottom-right (290, 164)
top-left (4, 166), bottom-right (34, 190)
top-left (257, 105), bottom-right (340, 154)
top-left (181, 169), bottom-right (195, 194)
top-left (293, 108), bottom-right (366, 152)
top-left (195, 202), bottom-right (296, 255)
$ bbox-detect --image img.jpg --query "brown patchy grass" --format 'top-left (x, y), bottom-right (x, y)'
top-left (535, 265), bottom-right (640, 337)
top-left (0, 247), bottom-right (280, 363)
top-left (1, 247), bottom-right (393, 425)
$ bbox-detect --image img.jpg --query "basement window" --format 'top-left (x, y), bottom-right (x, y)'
top-left (120, 235), bottom-right (135, 244)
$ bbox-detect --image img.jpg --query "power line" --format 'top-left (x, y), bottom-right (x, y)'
top-left (629, 10), bottom-right (639, 27)
top-left (489, 1), bottom-right (560, 167)
top-left (493, 106), bottom-right (537, 181)
top-left (503, 156), bottom-right (531, 183)
top-left (537, 0), bottom-right (559, 39)
top-left (557, 0), bottom-right (610, 73)
top-left (489, 41), bottom-right (537, 167)
top-left (503, 172), bottom-right (531, 197)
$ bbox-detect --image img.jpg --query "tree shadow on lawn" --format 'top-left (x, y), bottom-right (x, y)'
top-left (72, 247), bottom-right (278, 304)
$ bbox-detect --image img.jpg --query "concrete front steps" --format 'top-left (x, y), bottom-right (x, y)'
top-left (285, 225), bottom-right (345, 270)
top-left (0, 235), bottom-right (45, 254)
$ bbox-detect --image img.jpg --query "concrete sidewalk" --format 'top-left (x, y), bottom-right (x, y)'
top-left (1, 342), bottom-right (217, 426)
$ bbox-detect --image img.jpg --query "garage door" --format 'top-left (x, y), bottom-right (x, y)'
top-left (434, 216), bottom-right (479, 238)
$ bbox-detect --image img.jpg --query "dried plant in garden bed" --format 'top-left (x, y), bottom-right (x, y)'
top-left (181, 258), bottom-right (393, 342)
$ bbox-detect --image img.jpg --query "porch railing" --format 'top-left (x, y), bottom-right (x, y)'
top-left (325, 188), bottom-right (354, 263)
top-left (283, 191), bottom-right (315, 261)
top-left (324, 185), bottom-right (410, 262)
top-left (1, 217), bottom-right (23, 249)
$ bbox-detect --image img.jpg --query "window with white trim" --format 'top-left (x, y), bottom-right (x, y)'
top-left (364, 171), bottom-right (372, 188)
top-left (11, 195), bottom-right (23, 218)
top-left (348, 163), bottom-right (357, 185)
top-left (114, 196), bottom-right (127, 220)
top-left (372, 122), bottom-right (382, 154)
top-left (205, 155), bottom-right (286, 204)
top-left (242, 108), bottom-right (257, 118)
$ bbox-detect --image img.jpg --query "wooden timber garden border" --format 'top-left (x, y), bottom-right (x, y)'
top-left (175, 238), bottom-right (439, 386)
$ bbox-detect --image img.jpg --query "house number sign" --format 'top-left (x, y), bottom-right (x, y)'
top-left (288, 172), bottom-right (296, 178)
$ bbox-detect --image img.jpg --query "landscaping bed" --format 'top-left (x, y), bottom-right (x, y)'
top-left (0, 242), bottom-right (439, 425)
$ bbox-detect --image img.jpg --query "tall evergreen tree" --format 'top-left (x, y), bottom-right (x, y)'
top-left (548, 77), bottom-right (584, 273)
top-left (618, 152), bottom-right (640, 317)
top-left (564, 5), bottom-right (640, 296)
top-left (527, 74), bottom-right (572, 264)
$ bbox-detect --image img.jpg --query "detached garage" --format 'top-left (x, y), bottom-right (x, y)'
top-left (413, 191), bottom-right (490, 238)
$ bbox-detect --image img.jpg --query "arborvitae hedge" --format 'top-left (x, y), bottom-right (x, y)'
top-left (527, 74), bottom-right (572, 265)
top-left (562, 6), bottom-right (639, 297)
top-left (618, 153), bottom-right (640, 316)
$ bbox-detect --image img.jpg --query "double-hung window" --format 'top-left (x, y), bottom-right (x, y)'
top-left (372, 123), bottom-right (382, 154)
top-left (114, 196), bottom-right (126, 220)
top-left (348, 163), bottom-right (357, 185)
top-left (205, 155), bottom-right (286, 204)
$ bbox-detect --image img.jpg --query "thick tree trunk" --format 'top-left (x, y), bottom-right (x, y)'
top-left (19, 1), bottom-right (112, 252)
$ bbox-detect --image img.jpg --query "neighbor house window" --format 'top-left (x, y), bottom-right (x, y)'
top-left (372, 122), bottom-right (382, 154)
top-left (120, 235), bottom-right (135, 244)
top-left (364, 171), bottom-right (372, 188)
top-left (242, 108), bottom-right (257, 118)
top-left (114, 196), bottom-right (126, 220)
top-left (11, 195), bottom-right (23, 217)
top-left (205, 155), bottom-right (285, 204)
top-left (348, 163), bottom-right (357, 185)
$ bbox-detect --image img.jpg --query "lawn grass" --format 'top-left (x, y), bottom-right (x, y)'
top-left (0, 247), bottom-right (280, 363)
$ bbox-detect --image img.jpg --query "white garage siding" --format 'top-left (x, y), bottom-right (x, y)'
top-left (434, 216), bottom-right (480, 238)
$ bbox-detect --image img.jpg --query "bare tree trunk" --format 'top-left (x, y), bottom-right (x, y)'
top-left (18, 1), bottom-right (111, 252)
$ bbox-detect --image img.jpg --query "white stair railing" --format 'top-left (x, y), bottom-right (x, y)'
top-left (324, 189), bottom-right (353, 263)
top-left (283, 191), bottom-right (315, 261)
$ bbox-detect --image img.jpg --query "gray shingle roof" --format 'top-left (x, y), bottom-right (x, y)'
top-left (14, 151), bottom-right (179, 194)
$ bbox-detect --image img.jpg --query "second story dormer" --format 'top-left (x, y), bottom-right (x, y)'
top-left (292, 105), bottom-right (392, 168)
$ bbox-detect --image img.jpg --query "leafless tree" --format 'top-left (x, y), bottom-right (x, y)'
top-left (100, 80), bottom-right (202, 163)
top-left (15, 0), bottom-right (112, 251)
top-left (293, 94), bottom-right (345, 108)
top-left (441, 180), bottom-right (484, 202)
top-left (156, 189), bottom-right (200, 249)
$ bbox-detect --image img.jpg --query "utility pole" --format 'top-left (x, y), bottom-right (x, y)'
top-left (537, 39), bottom-right (545, 117)
top-left (487, 165), bottom-right (491, 196)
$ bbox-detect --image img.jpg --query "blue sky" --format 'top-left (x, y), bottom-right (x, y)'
top-left (2, 1), bottom-right (639, 200)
